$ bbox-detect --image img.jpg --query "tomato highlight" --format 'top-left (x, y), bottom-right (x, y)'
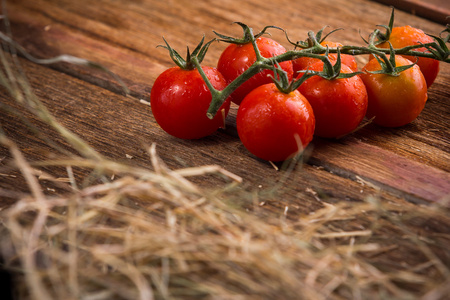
top-left (297, 62), bottom-right (368, 138)
top-left (375, 26), bottom-right (440, 87)
top-left (151, 14), bottom-right (448, 162)
top-left (217, 37), bottom-right (294, 105)
top-left (150, 66), bottom-right (231, 139)
top-left (361, 56), bottom-right (428, 127)
top-left (237, 83), bottom-right (315, 162)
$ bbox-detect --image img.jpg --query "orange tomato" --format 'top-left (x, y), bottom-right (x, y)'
top-left (376, 26), bottom-right (439, 87)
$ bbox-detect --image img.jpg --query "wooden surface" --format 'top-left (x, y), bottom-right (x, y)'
top-left (372, 0), bottom-right (450, 24)
top-left (1, 2), bottom-right (449, 297)
top-left (1, 1), bottom-right (449, 209)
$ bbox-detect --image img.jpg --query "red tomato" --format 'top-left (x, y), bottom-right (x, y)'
top-left (217, 37), bottom-right (294, 105)
top-left (293, 41), bottom-right (358, 74)
top-left (376, 26), bottom-right (439, 87)
top-left (150, 66), bottom-right (231, 139)
top-left (360, 55), bottom-right (428, 127)
top-left (237, 83), bottom-right (315, 162)
top-left (297, 62), bottom-right (368, 138)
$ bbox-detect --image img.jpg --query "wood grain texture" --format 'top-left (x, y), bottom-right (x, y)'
top-left (1, 57), bottom-right (412, 213)
top-left (6, 0), bottom-right (445, 95)
top-left (1, 0), bottom-right (449, 209)
top-left (372, 0), bottom-right (450, 24)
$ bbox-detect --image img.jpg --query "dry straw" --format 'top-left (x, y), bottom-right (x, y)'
top-left (1, 11), bottom-right (450, 300)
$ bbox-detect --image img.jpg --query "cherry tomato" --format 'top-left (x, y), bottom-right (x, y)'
top-left (150, 66), bottom-right (231, 139)
top-left (237, 83), bottom-right (315, 162)
top-left (297, 62), bottom-right (368, 138)
top-left (360, 55), bottom-right (428, 127)
top-left (217, 37), bottom-right (294, 105)
top-left (376, 26), bottom-right (439, 87)
top-left (293, 41), bottom-right (358, 73)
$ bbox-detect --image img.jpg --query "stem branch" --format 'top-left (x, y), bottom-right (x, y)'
top-left (203, 40), bottom-right (449, 118)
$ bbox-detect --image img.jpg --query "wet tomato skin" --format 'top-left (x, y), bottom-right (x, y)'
top-left (360, 55), bottom-right (428, 127)
top-left (376, 26), bottom-right (439, 87)
top-left (297, 62), bottom-right (368, 138)
top-left (236, 83), bottom-right (315, 162)
top-left (150, 66), bottom-right (231, 139)
top-left (217, 37), bottom-right (294, 105)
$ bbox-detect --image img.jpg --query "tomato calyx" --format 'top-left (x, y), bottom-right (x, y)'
top-left (269, 64), bottom-right (308, 94)
top-left (293, 49), bottom-right (361, 83)
top-left (284, 27), bottom-right (348, 64)
top-left (202, 24), bottom-right (292, 118)
top-left (158, 36), bottom-right (215, 70)
top-left (425, 31), bottom-right (450, 61)
top-left (367, 44), bottom-right (417, 76)
top-left (371, 7), bottom-right (395, 46)
top-left (157, 36), bottom-right (231, 120)
top-left (157, 10), bottom-right (450, 121)
top-left (420, 39), bottom-right (449, 62)
top-left (270, 50), bottom-right (361, 95)
top-left (440, 24), bottom-right (450, 43)
top-left (287, 26), bottom-right (343, 50)
top-left (364, 7), bottom-right (449, 63)
top-left (314, 49), bottom-right (362, 80)
top-left (214, 22), bottom-right (283, 45)
top-left (214, 23), bottom-right (284, 66)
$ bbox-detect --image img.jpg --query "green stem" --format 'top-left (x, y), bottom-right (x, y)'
top-left (191, 56), bottom-right (225, 119)
top-left (278, 43), bottom-right (448, 62)
top-left (192, 56), bottom-right (267, 119)
top-left (247, 27), bottom-right (265, 62)
top-left (201, 42), bottom-right (449, 118)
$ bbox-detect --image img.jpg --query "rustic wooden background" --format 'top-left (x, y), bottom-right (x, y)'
top-left (1, 0), bottom-right (449, 212)
top-left (372, 0), bottom-right (450, 24)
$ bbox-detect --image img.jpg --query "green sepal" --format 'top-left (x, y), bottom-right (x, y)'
top-left (439, 24), bottom-right (450, 43)
top-left (270, 63), bottom-right (291, 93)
top-left (429, 34), bottom-right (449, 55)
top-left (421, 42), bottom-right (444, 60)
top-left (267, 59), bottom-right (318, 93)
top-left (333, 71), bottom-right (364, 79)
top-left (273, 48), bottom-right (363, 94)
top-left (158, 36), bottom-right (215, 70)
top-left (316, 26), bottom-right (343, 43)
top-left (287, 26), bottom-right (342, 50)
top-left (359, 29), bottom-right (370, 45)
top-left (285, 30), bottom-right (311, 49)
top-left (420, 35), bottom-right (449, 60)
top-left (289, 69), bottom-right (318, 91)
top-left (319, 48), bottom-right (343, 80)
top-left (325, 49), bottom-right (363, 79)
top-left (387, 6), bottom-right (395, 32)
top-left (213, 22), bottom-right (282, 44)
top-left (365, 63), bottom-right (415, 75)
top-left (372, 7), bottom-right (395, 45)
top-left (366, 43), bottom-right (416, 76)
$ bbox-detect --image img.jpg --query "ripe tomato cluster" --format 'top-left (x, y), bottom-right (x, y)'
top-left (150, 15), bottom-right (446, 162)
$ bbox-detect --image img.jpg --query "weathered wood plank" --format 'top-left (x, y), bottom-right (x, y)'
top-left (372, 0), bottom-right (450, 24)
top-left (1, 2), bottom-right (449, 299)
top-left (1, 55), bottom-right (448, 209)
top-left (1, 56), bottom-right (416, 213)
top-left (7, 0), bottom-right (446, 94)
top-left (311, 138), bottom-right (450, 203)
top-left (2, 0), bottom-right (449, 206)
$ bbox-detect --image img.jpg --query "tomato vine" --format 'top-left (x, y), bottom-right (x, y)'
top-left (170, 9), bottom-right (450, 119)
top-left (152, 8), bottom-right (450, 160)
